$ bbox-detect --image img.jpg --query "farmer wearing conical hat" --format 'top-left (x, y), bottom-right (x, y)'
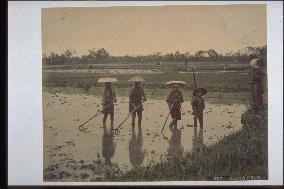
top-left (191, 88), bottom-right (207, 128)
top-left (249, 58), bottom-right (265, 114)
top-left (99, 78), bottom-right (118, 125)
top-left (166, 82), bottom-right (185, 129)
top-left (128, 76), bottom-right (147, 130)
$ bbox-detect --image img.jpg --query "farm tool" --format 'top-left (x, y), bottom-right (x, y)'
top-left (113, 100), bottom-right (146, 134)
top-left (160, 102), bottom-right (175, 139)
top-left (192, 68), bottom-right (197, 89)
top-left (78, 103), bottom-right (114, 132)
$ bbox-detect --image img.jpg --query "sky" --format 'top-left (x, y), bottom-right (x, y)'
top-left (42, 5), bottom-right (266, 56)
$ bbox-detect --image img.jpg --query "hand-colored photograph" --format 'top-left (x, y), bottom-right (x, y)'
top-left (42, 5), bottom-right (267, 182)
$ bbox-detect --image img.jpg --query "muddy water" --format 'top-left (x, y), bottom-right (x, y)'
top-left (43, 68), bottom-right (161, 74)
top-left (43, 92), bottom-right (246, 181)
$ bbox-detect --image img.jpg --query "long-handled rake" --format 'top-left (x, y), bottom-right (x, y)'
top-left (160, 103), bottom-right (175, 139)
top-left (78, 103), bottom-right (113, 132)
top-left (113, 101), bottom-right (145, 134)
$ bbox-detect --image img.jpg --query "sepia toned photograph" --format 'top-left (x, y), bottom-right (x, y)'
top-left (42, 5), bottom-right (268, 182)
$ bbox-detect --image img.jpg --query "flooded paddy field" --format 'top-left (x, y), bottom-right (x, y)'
top-left (43, 92), bottom-right (246, 181)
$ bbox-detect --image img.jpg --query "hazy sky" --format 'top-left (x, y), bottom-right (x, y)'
top-left (42, 5), bottom-right (266, 56)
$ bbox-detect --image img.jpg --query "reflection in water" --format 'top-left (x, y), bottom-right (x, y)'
top-left (129, 128), bottom-right (145, 167)
top-left (167, 127), bottom-right (184, 160)
top-left (192, 126), bottom-right (204, 152)
top-left (102, 124), bottom-right (116, 166)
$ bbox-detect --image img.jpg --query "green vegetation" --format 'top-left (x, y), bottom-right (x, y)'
top-left (42, 46), bottom-right (266, 65)
top-left (43, 71), bottom-right (266, 93)
top-left (106, 113), bottom-right (268, 181)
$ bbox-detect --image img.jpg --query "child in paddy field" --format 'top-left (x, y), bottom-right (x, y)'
top-left (191, 88), bottom-right (207, 129)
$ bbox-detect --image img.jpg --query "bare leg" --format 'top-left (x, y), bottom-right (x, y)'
top-left (103, 113), bottom-right (108, 125)
top-left (137, 111), bottom-right (142, 130)
top-left (173, 119), bottom-right (177, 129)
top-left (131, 113), bottom-right (136, 128)
top-left (110, 112), bottom-right (114, 126)
top-left (169, 120), bottom-right (174, 130)
top-left (194, 115), bottom-right (198, 128)
top-left (198, 114), bottom-right (203, 129)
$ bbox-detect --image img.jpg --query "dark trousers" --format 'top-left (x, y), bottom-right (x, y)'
top-left (132, 111), bottom-right (142, 129)
top-left (194, 113), bottom-right (203, 128)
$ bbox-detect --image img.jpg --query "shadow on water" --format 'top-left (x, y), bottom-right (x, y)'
top-left (129, 128), bottom-right (145, 168)
top-left (167, 127), bottom-right (184, 160)
top-left (192, 126), bottom-right (204, 153)
top-left (102, 123), bottom-right (116, 178)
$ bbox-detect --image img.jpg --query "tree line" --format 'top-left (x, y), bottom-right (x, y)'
top-left (42, 46), bottom-right (266, 65)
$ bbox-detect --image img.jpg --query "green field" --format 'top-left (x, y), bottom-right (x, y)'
top-left (43, 71), bottom-right (261, 92)
top-left (43, 62), bottom-right (267, 105)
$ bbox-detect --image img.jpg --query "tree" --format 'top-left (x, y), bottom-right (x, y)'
top-left (207, 49), bottom-right (219, 59)
top-left (88, 48), bottom-right (97, 58)
top-left (64, 49), bottom-right (73, 59)
top-left (195, 50), bottom-right (206, 58)
top-left (96, 48), bottom-right (109, 59)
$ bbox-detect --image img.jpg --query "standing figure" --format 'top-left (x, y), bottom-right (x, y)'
top-left (166, 83), bottom-right (184, 129)
top-left (191, 88), bottom-right (207, 128)
top-left (249, 58), bottom-right (265, 114)
top-left (128, 76), bottom-right (147, 130)
top-left (98, 77), bottom-right (118, 126)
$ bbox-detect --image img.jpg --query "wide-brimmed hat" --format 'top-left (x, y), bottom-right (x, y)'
top-left (166, 81), bottom-right (186, 87)
top-left (250, 58), bottom-right (259, 68)
top-left (98, 77), bottom-right (118, 83)
top-left (193, 88), bottom-right (207, 96)
top-left (128, 76), bottom-right (145, 82)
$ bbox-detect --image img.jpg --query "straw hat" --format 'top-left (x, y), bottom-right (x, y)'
top-left (250, 58), bottom-right (259, 68)
top-left (98, 77), bottom-right (118, 83)
top-left (128, 76), bottom-right (145, 82)
top-left (193, 88), bottom-right (207, 96)
top-left (166, 80), bottom-right (186, 87)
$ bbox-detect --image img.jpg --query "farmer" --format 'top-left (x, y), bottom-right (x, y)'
top-left (166, 81), bottom-right (185, 129)
top-left (249, 58), bottom-right (265, 114)
top-left (98, 77), bottom-right (118, 126)
top-left (128, 76), bottom-right (147, 130)
top-left (191, 88), bottom-right (207, 128)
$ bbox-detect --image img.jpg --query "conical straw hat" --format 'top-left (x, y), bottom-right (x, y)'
top-left (128, 76), bottom-right (145, 82)
top-left (166, 80), bottom-right (186, 87)
top-left (98, 77), bottom-right (118, 83)
top-left (250, 59), bottom-right (259, 68)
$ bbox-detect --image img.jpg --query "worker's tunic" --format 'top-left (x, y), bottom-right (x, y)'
top-left (166, 90), bottom-right (184, 120)
top-left (129, 86), bottom-right (146, 113)
top-left (102, 86), bottom-right (116, 115)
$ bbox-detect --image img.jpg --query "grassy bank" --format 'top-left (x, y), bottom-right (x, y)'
top-left (107, 112), bottom-right (268, 181)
